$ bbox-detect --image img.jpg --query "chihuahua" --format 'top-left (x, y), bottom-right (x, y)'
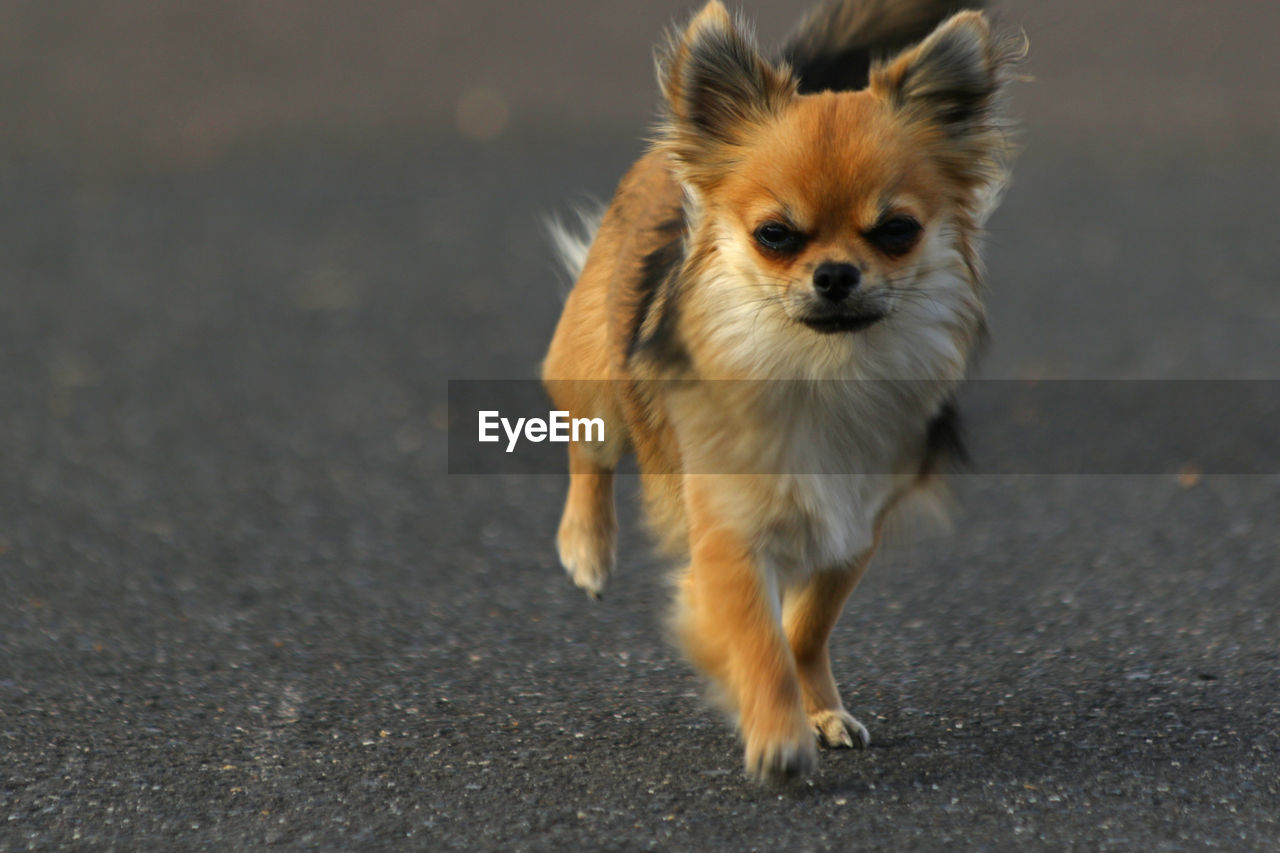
top-left (542, 0), bottom-right (1021, 780)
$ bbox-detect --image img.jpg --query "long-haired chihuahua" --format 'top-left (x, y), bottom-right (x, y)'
top-left (542, 0), bottom-right (1022, 781)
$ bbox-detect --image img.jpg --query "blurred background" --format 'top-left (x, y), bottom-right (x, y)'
top-left (3, 0), bottom-right (1278, 378)
top-left (3, 0), bottom-right (1278, 377)
top-left (2, 1), bottom-right (1277, 848)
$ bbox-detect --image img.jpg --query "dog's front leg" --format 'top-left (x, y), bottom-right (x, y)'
top-left (783, 552), bottom-right (876, 750)
top-left (674, 491), bottom-right (816, 781)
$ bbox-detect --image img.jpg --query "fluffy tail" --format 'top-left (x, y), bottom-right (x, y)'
top-left (780, 0), bottom-right (981, 93)
top-left (545, 203), bottom-right (605, 283)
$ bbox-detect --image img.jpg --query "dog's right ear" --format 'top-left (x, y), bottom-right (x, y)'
top-left (656, 1), bottom-right (796, 190)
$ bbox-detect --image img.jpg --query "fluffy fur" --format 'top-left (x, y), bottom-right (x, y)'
top-left (542, 0), bottom-right (1022, 781)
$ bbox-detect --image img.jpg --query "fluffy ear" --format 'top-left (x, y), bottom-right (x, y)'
top-left (656, 1), bottom-right (796, 188)
top-left (870, 11), bottom-right (1023, 193)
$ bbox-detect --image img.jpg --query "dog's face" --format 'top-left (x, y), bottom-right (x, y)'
top-left (708, 91), bottom-right (947, 336)
top-left (655, 3), bottom-right (1019, 374)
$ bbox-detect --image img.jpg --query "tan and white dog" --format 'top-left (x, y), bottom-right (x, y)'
top-left (542, 0), bottom-right (1021, 781)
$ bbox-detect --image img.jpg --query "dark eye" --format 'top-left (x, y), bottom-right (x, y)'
top-left (866, 215), bottom-right (923, 256)
top-left (754, 222), bottom-right (804, 254)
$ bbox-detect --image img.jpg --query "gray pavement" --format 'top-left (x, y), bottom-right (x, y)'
top-left (2, 1), bottom-right (1278, 849)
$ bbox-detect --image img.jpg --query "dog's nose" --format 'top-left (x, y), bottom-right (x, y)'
top-left (813, 262), bottom-right (860, 302)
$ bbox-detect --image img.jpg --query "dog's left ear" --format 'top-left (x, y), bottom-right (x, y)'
top-left (656, 1), bottom-right (796, 190)
top-left (871, 11), bottom-right (1024, 191)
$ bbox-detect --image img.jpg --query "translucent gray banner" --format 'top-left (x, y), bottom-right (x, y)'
top-left (447, 380), bottom-right (1280, 475)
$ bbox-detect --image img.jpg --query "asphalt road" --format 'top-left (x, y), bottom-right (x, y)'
top-left (2, 1), bottom-right (1278, 849)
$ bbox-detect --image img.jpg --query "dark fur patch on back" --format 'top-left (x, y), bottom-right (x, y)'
top-left (785, 44), bottom-right (875, 94)
top-left (781, 0), bottom-right (975, 94)
top-left (628, 218), bottom-right (689, 370)
top-left (921, 398), bottom-right (968, 475)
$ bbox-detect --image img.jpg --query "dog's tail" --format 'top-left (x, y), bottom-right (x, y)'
top-left (781, 0), bottom-right (981, 93)
top-left (545, 203), bottom-right (605, 284)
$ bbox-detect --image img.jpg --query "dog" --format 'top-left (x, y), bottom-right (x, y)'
top-left (541, 0), bottom-right (1021, 781)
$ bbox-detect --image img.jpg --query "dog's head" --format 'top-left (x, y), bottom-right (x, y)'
top-left (655, 2), bottom-right (1021, 376)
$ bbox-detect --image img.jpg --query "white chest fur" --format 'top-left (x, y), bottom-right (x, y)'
top-left (670, 378), bottom-right (940, 578)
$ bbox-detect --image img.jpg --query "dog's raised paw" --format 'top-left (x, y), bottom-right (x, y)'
top-left (810, 709), bottom-right (871, 749)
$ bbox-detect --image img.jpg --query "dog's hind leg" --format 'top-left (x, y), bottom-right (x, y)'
top-left (555, 440), bottom-right (617, 599)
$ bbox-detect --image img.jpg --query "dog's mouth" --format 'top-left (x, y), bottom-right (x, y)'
top-left (798, 310), bottom-right (886, 334)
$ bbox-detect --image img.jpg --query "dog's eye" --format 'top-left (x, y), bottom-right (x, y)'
top-left (754, 222), bottom-right (804, 254)
top-left (866, 216), bottom-right (923, 256)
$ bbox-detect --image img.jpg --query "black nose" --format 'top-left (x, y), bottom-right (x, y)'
top-left (813, 262), bottom-right (860, 302)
